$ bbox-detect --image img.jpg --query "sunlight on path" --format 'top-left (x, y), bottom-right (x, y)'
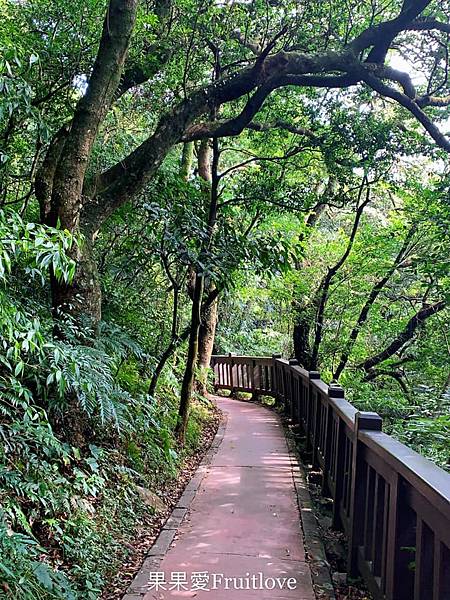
top-left (131, 396), bottom-right (315, 599)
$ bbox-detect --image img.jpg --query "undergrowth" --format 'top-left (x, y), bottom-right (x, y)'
top-left (0, 213), bottom-right (216, 599)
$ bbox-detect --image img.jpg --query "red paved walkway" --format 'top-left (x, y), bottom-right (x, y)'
top-left (129, 396), bottom-right (315, 599)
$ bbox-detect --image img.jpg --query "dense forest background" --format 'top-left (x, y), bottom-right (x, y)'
top-left (0, 0), bottom-right (449, 597)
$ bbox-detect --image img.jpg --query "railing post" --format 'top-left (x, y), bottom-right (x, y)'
top-left (331, 403), bottom-right (346, 530)
top-left (385, 474), bottom-right (416, 599)
top-left (322, 384), bottom-right (344, 497)
top-left (347, 411), bottom-right (382, 577)
top-left (282, 362), bottom-right (288, 414)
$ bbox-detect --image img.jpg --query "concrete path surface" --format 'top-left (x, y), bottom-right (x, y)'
top-left (127, 396), bottom-right (315, 599)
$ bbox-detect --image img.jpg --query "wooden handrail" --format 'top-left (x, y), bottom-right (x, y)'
top-left (211, 354), bottom-right (450, 600)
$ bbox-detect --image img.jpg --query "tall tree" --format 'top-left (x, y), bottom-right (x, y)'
top-left (33, 0), bottom-right (450, 332)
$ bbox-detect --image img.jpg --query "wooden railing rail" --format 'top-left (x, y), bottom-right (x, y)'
top-left (211, 354), bottom-right (450, 600)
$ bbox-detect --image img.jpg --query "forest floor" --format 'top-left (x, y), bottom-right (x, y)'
top-left (102, 403), bottom-right (222, 600)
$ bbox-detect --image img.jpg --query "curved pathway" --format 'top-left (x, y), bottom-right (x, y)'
top-left (125, 396), bottom-right (315, 599)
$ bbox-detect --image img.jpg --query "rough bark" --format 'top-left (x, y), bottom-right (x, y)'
top-left (148, 288), bottom-right (220, 397)
top-left (293, 311), bottom-right (313, 369)
top-left (35, 124), bottom-right (70, 222)
top-left (197, 282), bottom-right (218, 394)
top-left (176, 272), bottom-right (204, 442)
top-left (180, 142), bottom-right (194, 180)
top-left (195, 140), bottom-right (216, 393)
top-left (176, 139), bottom-right (219, 443)
top-left (47, 0), bottom-right (138, 325)
top-left (197, 139), bottom-right (212, 183)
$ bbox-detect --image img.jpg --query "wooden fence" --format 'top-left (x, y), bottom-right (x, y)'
top-left (210, 354), bottom-right (450, 600)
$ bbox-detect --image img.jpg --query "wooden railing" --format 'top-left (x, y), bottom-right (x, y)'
top-left (211, 354), bottom-right (450, 600)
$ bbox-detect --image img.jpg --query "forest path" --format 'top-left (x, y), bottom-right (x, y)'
top-left (125, 396), bottom-right (315, 599)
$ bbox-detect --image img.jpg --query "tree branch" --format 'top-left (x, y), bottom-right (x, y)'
top-left (310, 180), bottom-right (371, 369)
top-left (407, 18), bottom-right (450, 35)
top-left (333, 226), bottom-right (415, 380)
top-left (362, 73), bottom-right (450, 152)
top-left (358, 300), bottom-right (446, 371)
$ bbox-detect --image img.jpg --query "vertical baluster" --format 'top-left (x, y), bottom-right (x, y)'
top-left (288, 359), bottom-right (298, 421)
top-left (347, 412), bottom-right (382, 577)
top-left (228, 354), bottom-right (234, 395)
top-left (307, 371), bottom-right (319, 453)
top-left (371, 474), bottom-right (386, 579)
top-left (251, 359), bottom-right (258, 400)
top-left (322, 384), bottom-right (343, 498)
top-left (414, 519), bottom-right (434, 600)
top-left (311, 387), bottom-right (322, 468)
top-left (363, 466), bottom-right (376, 562)
top-left (332, 416), bottom-right (346, 529)
top-left (384, 475), bottom-right (416, 600)
top-left (433, 540), bottom-right (450, 600)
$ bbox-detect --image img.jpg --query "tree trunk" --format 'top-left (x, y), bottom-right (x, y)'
top-left (148, 287), bottom-right (219, 398)
top-left (176, 138), bottom-right (219, 443)
top-left (180, 141), bottom-right (194, 180)
top-left (310, 182), bottom-right (370, 369)
top-left (148, 336), bottom-right (185, 398)
top-left (293, 309), bottom-right (313, 369)
top-left (41, 0), bottom-right (138, 330)
top-left (197, 282), bottom-right (218, 394)
top-left (50, 235), bottom-right (102, 330)
top-left (333, 227), bottom-right (414, 380)
top-left (176, 273), bottom-right (204, 442)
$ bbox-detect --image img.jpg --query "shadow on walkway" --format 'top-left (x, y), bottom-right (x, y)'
top-left (126, 396), bottom-right (315, 599)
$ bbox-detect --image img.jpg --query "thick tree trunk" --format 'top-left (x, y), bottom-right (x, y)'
top-left (197, 282), bottom-right (218, 394)
top-left (50, 235), bottom-right (102, 329)
top-left (41, 0), bottom-right (138, 329)
top-left (180, 142), bottom-right (194, 180)
top-left (293, 309), bottom-right (313, 369)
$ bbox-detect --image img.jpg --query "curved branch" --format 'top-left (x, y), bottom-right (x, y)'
top-left (364, 368), bottom-right (410, 395)
top-left (358, 300), bottom-right (446, 371)
top-left (362, 73), bottom-right (450, 152)
top-left (311, 181), bottom-right (371, 369)
top-left (407, 18), bottom-right (450, 34)
top-left (333, 227), bottom-right (415, 380)
top-left (349, 0), bottom-right (433, 62)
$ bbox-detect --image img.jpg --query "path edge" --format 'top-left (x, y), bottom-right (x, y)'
top-left (122, 407), bottom-right (228, 600)
top-left (282, 416), bottom-right (336, 600)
